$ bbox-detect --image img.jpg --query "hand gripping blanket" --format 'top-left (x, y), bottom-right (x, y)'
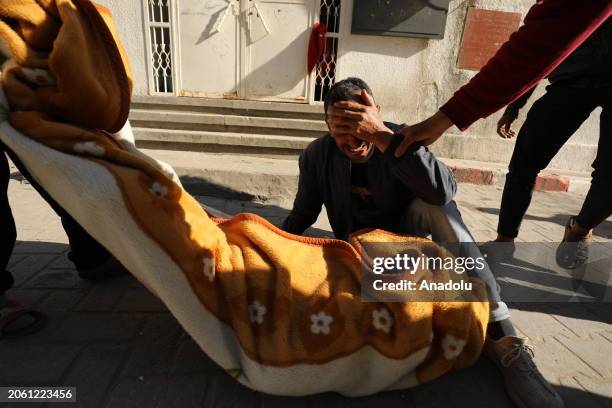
top-left (0, 0), bottom-right (489, 396)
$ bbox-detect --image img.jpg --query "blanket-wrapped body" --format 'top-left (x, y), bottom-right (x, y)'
top-left (0, 0), bottom-right (489, 396)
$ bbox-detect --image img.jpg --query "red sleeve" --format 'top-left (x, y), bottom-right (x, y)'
top-left (440, 1), bottom-right (612, 131)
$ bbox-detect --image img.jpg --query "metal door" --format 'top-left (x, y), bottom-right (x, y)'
top-left (178, 0), bottom-right (241, 98)
top-left (177, 0), bottom-right (314, 101)
top-left (243, 0), bottom-right (313, 102)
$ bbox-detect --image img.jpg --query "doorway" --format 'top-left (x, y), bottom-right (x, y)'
top-left (176, 0), bottom-right (316, 102)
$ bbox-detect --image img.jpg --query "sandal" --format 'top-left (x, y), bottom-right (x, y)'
top-left (556, 216), bottom-right (592, 270)
top-left (0, 300), bottom-right (46, 338)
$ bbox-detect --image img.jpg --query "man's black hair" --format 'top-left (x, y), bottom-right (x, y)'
top-left (323, 77), bottom-right (373, 113)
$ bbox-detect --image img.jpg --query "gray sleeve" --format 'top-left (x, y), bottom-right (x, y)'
top-left (281, 149), bottom-right (323, 235)
top-left (382, 134), bottom-right (457, 205)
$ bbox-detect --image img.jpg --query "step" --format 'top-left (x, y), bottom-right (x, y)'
top-left (143, 150), bottom-right (593, 207)
top-left (129, 109), bottom-right (328, 138)
top-left (133, 128), bottom-right (316, 150)
top-left (131, 95), bottom-right (326, 120)
top-left (431, 133), bottom-right (597, 174)
top-left (142, 149), bottom-right (299, 207)
top-left (440, 157), bottom-right (591, 194)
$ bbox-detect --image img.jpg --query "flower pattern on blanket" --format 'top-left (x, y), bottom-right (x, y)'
top-left (442, 335), bottom-right (467, 360)
top-left (202, 257), bottom-right (215, 282)
top-left (149, 181), bottom-right (169, 198)
top-left (310, 311), bottom-right (333, 335)
top-left (372, 307), bottom-right (393, 334)
top-left (248, 301), bottom-right (267, 324)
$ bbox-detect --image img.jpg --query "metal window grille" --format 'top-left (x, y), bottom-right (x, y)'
top-left (314, 0), bottom-right (340, 102)
top-left (147, 0), bottom-right (173, 93)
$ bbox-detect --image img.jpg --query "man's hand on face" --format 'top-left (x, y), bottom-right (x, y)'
top-left (326, 90), bottom-right (394, 151)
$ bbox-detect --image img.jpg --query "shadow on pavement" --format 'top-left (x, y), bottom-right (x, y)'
top-left (181, 175), bottom-right (259, 202)
top-left (198, 358), bottom-right (612, 408)
top-left (476, 206), bottom-right (612, 239)
top-left (483, 244), bottom-right (611, 324)
top-left (3, 240), bottom-right (611, 407)
top-left (187, 177), bottom-right (333, 238)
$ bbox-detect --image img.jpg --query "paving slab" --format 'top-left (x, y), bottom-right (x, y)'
top-left (171, 337), bottom-right (224, 375)
top-left (51, 344), bottom-right (129, 408)
top-left (0, 344), bottom-right (82, 384)
top-left (121, 315), bottom-right (182, 377)
top-left (114, 288), bottom-right (168, 313)
top-left (52, 313), bottom-right (144, 343)
top-left (557, 376), bottom-right (607, 408)
top-left (35, 289), bottom-right (90, 312)
top-left (573, 375), bottom-right (612, 408)
top-left (556, 333), bottom-right (612, 379)
top-left (531, 337), bottom-right (602, 381)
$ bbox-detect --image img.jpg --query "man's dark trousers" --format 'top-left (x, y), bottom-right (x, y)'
top-left (1, 143), bottom-right (113, 295)
top-left (498, 84), bottom-right (612, 238)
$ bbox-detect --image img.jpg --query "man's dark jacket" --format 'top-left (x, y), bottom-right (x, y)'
top-left (281, 122), bottom-right (457, 240)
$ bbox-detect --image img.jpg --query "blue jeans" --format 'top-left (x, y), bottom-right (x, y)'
top-left (398, 198), bottom-right (510, 323)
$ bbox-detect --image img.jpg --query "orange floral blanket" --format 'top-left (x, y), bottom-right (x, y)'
top-left (0, 0), bottom-right (488, 396)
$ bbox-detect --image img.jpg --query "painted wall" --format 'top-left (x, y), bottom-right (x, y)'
top-left (97, 0), bottom-right (149, 95)
top-left (337, 0), bottom-right (601, 173)
top-left (97, 0), bottom-right (601, 173)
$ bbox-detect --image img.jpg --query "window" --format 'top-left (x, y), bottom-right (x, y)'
top-left (146, 0), bottom-right (174, 93)
top-left (314, 0), bottom-right (341, 102)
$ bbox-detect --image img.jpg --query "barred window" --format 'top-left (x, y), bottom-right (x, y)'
top-left (147, 0), bottom-right (173, 93)
top-left (314, 0), bottom-right (341, 102)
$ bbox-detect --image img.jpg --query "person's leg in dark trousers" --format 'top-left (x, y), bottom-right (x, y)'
top-left (576, 97), bottom-right (612, 229)
top-left (1, 146), bottom-right (46, 336)
top-left (497, 85), bottom-right (599, 239)
top-left (556, 93), bottom-right (612, 269)
top-left (0, 147), bottom-right (16, 297)
top-left (3, 147), bottom-right (123, 277)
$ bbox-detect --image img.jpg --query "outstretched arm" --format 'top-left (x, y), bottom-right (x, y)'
top-left (393, 1), bottom-right (611, 156)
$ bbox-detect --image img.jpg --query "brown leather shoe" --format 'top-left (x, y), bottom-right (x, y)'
top-left (484, 336), bottom-right (565, 408)
top-left (556, 217), bottom-right (592, 269)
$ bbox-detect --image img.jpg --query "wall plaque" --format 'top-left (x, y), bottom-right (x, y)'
top-left (457, 8), bottom-right (522, 71)
top-left (351, 0), bottom-right (451, 39)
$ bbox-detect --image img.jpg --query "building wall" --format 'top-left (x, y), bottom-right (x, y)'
top-left (337, 0), bottom-right (601, 173)
top-left (97, 0), bottom-right (149, 95)
top-left (98, 0), bottom-right (600, 173)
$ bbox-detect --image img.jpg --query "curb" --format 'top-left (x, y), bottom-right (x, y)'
top-left (449, 166), bottom-right (570, 192)
top-left (449, 166), bottom-right (497, 186)
top-left (533, 174), bottom-right (570, 192)
top-left (140, 150), bottom-right (581, 205)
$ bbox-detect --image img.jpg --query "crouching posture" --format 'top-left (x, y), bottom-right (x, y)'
top-left (282, 78), bottom-right (564, 408)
